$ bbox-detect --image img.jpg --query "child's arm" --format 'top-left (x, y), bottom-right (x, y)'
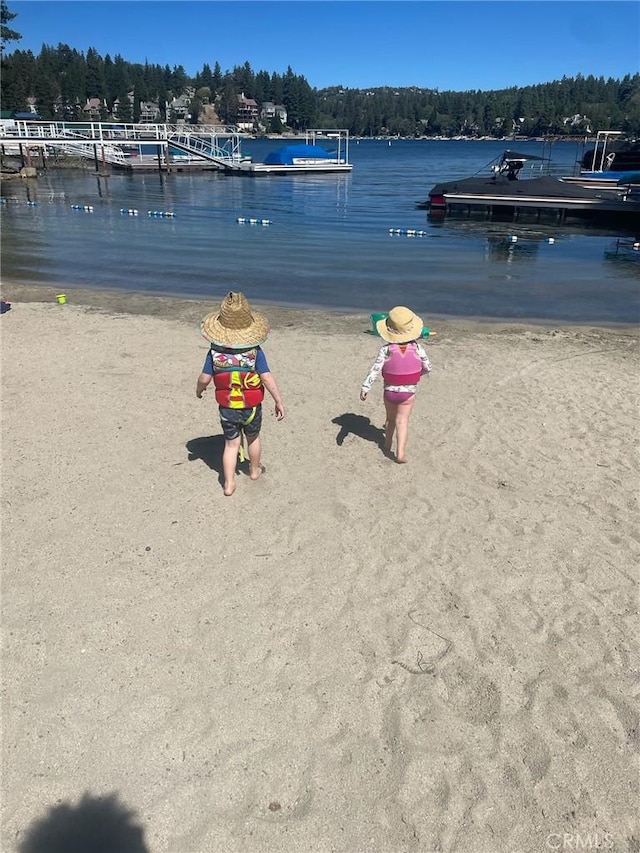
top-left (360, 345), bottom-right (387, 400)
top-left (416, 342), bottom-right (433, 375)
top-left (260, 372), bottom-right (285, 420)
top-left (196, 372), bottom-right (212, 398)
top-left (197, 349), bottom-right (214, 398)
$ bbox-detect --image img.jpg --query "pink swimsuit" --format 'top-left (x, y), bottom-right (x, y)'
top-left (381, 343), bottom-right (423, 403)
top-left (361, 341), bottom-right (432, 402)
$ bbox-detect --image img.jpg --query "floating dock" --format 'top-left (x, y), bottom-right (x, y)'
top-left (423, 174), bottom-right (640, 224)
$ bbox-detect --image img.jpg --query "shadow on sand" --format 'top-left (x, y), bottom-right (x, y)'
top-left (187, 434), bottom-right (258, 487)
top-left (186, 434), bottom-right (225, 473)
top-left (332, 413), bottom-right (385, 448)
top-left (17, 792), bottom-right (148, 853)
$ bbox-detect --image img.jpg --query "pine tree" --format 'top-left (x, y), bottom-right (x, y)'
top-left (0, 0), bottom-right (20, 53)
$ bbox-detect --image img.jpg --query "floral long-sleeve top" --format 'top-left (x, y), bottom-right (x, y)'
top-left (361, 341), bottom-right (432, 393)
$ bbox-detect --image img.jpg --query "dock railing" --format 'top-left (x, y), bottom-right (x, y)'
top-left (0, 120), bottom-right (247, 169)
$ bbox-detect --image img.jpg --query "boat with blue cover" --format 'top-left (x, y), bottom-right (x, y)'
top-left (238, 129), bottom-right (352, 175)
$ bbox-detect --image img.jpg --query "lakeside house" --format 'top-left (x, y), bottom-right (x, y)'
top-left (168, 91), bottom-right (193, 123)
top-left (261, 101), bottom-right (287, 126)
top-left (236, 93), bottom-right (259, 130)
top-left (139, 101), bottom-right (161, 123)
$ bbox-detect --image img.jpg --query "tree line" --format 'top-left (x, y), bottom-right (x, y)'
top-left (1, 8), bottom-right (638, 137)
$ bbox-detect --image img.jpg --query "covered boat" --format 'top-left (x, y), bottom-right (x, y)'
top-left (238, 130), bottom-right (353, 175)
top-left (264, 143), bottom-right (338, 166)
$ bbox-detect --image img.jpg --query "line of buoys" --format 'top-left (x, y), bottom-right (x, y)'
top-left (71, 204), bottom-right (94, 212)
top-left (147, 210), bottom-right (175, 217)
top-left (120, 208), bottom-right (139, 216)
top-left (388, 228), bottom-right (428, 237)
top-left (507, 235), bottom-right (556, 244)
top-left (26, 201), bottom-right (38, 206)
top-left (237, 217), bottom-right (271, 226)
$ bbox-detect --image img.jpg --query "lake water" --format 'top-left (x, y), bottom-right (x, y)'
top-left (1, 138), bottom-right (639, 324)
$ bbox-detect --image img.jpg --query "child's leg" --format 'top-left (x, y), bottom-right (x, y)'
top-left (246, 432), bottom-right (262, 480)
top-left (243, 406), bottom-right (263, 481)
top-left (383, 398), bottom-right (398, 452)
top-left (222, 436), bottom-right (242, 495)
top-left (394, 397), bottom-right (415, 463)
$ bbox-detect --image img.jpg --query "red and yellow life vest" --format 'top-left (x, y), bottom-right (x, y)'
top-left (211, 348), bottom-right (265, 408)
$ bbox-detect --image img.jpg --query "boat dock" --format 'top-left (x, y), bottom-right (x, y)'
top-left (0, 120), bottom-right (249, 172)
top-left (423, 174), bottom-right (640, 224)
top-left (422, 139), bottom-right (640, 225)
top-left (238, 129), bottom-right (352, 175)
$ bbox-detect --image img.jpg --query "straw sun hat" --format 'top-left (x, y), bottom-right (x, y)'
top-left (376, 306), bottom-right (423, 343)
top-left (201, 291), bottom-right (269, 349)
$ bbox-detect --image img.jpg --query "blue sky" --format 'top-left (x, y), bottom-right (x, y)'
top-left (7, 1), bottom-right (639, 91)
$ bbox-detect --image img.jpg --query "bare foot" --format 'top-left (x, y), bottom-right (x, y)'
top-left (223, 480), bottom-right (236, 496)
top-left (395, 456), bottom-right (408, 464)
top-left (249, 464), bottom-right (265, 481)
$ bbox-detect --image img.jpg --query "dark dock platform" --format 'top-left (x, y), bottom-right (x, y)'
top-left (421, 175), bottom-right (640, 225)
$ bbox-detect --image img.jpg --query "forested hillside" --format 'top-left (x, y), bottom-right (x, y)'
top-left (1, 33), bottom-right (638, 136)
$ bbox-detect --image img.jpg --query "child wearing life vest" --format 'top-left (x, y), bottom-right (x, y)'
top-left (196, 292), bottom-right (285, 496)
top-left (360, 306), bottom-right (432, 463)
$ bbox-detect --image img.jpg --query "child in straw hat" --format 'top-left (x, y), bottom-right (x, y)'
top-left (360, 306), bottom-right (432, 463)
top-left (197, 292), bottom-right (285, 496)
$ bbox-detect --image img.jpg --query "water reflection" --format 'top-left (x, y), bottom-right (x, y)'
top-left (603, 237), bottom-right (640, 273)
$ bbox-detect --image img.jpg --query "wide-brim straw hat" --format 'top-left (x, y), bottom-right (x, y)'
top-left (376, 306), bottom-right (423, 343)
top-left (201, 291), bottom-right (269, 349)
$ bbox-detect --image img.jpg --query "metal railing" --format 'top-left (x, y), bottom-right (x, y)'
top-left (0, 120), bottom-right (246, 169)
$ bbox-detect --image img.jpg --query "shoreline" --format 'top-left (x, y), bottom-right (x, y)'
top-left (2, 280), bottom-right (639, 342)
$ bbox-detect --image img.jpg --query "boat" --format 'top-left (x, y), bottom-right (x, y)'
top-left (238, 129), bottom-right (352, 175)
top-left (421, 143), bottom-right (640, 225)
top-left (561, 131), bottom-right (640, 190)
top-left (578, 131), bottom-right (640, 173)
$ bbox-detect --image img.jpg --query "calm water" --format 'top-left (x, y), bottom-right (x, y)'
top-left (2, 138), bottom-right (639, 324)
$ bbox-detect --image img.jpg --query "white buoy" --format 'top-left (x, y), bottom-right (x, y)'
top-left (509, 235), bottom-right (518, 243)
top-left (548, 237), bottom-right (555, 244)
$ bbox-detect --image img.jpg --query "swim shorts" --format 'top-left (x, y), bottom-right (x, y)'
top-left (383, 390), bottom-right (415, 404)
top-left (219, 405), bottom-right (262, 441)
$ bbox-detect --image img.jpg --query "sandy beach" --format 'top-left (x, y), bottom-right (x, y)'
top-left (1, 284), bottom-right (638, 853)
